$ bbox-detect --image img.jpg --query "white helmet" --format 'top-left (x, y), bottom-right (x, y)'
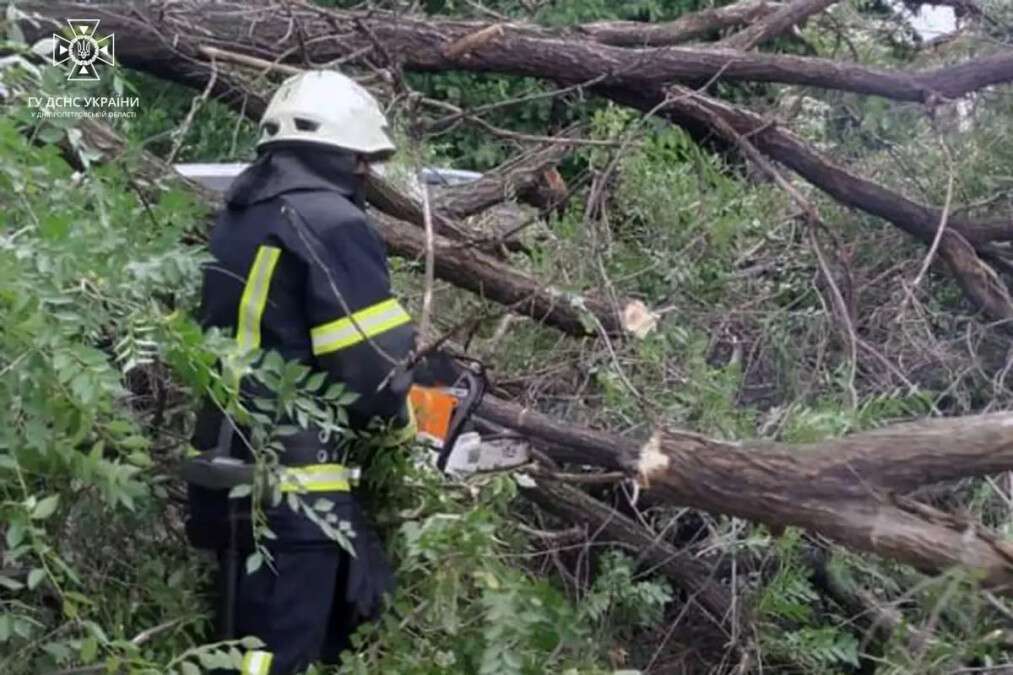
top-left (257, 70), bottom-right (396, 159)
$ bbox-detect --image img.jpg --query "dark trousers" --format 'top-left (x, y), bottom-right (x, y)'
top-left (218, 548), bottom-right (358, 675)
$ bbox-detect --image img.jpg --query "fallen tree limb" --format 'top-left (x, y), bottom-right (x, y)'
top-left (372, 213), bottom-right (635, 336)
top-left (20, 2), bottom-right (1013, 104)
top-left (656, 88), bottom-right (1013, 248)
top-left (479, 395), bottom-right (1013, 588)
top-left (657, 86), bottom-right (1013, 323)
top-left (435, 136), bottom-right (576, 219)
top-left (521, 479), bottom-right (735, 625)
top-left (576, 0), bottom-right (782, 47)
top-left (719, 0), bottom-right (841, 50)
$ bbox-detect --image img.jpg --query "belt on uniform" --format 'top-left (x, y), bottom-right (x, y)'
top-left (182, 418), bottom-right (359, 493)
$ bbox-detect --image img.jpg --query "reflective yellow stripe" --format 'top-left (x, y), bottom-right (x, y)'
top-left (236, 246), bottom-right (282, 352)
top-left (279, 463), bottom-right (357, 493)
top-left (310, 298), bottom-right (411, 356)
top-left (241, 650), bottom-right (273, 675)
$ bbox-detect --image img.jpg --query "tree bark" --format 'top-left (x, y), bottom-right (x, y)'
top-left (719, 0), bottom-right (841, 50)
top-left (20, 2), bottom-right (1013, 104)
top-left (478, 395), bottom-right (1013, 589)
top-left (656, 87), bottom-right (1013, 323)
top-left (576, 0), bottom-right (782, 47)
top-left (435, 137), bottom-right (576, 220)
top-left (372, 212), bottom-right (631, 336)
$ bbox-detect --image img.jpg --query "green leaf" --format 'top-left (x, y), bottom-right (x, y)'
top-left (5, 520), bottom-right (25, 549)
top-left (26, 568), bottom-right (45, 590)
top-left (239, 636), bottom-right (264, 649)
top-left (305, 371), bottom-right (327, 393)
top-left (31, 495), bottom-right (59, 520)
top-left (180, 661), bottom-right (201, 675)
top-left (79, 636), bottom-right (98, 663)
top-left (245, 552), bottom-right (263, 575)
top-left (229, 484), bottom-right (252, 499)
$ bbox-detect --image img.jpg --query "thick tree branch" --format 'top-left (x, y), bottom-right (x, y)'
top-left (20, 2), bottom-right (1013, 104)
top-left (522, 479), bottom-right (735, 624)
top-left (576, 0), bottom-right (782, 47)
top-left (435, 134), bottom-right (576, 219)
top-left (657, 87), bottom-right (1013, 322)
top-left (719, 0), bottom-right (841, 50)
top-left (481, 395), bottom-right (1013, 588)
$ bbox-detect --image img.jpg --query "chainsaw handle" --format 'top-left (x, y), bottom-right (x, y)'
top-left (436, 368), bottom-right (486, 471)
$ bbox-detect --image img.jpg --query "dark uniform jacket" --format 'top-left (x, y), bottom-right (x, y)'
top-left (187, 144), bottom-right (414, 552)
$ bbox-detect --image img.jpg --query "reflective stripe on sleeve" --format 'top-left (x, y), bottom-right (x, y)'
top-left (236, 246), bottom-right (282, 352)
top-left (310, 298), bottom-right (411, 356)
top-left (241, 650), bottom-right (273, 675)
top-left (279, 463), bottom-right (356, 493)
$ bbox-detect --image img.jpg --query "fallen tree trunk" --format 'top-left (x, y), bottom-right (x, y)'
top-left (20, 2), bottom-right (1013, 104)
top-left (23, 1), bottom-right (1013, 323)
top-left (479, 395), bottom-right (1013, 588)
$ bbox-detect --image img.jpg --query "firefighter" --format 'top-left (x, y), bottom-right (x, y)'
top-left (185, 70), bottom-right (415, 675)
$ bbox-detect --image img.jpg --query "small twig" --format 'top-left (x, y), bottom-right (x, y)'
top-left (529, 468), bottom-right (627, 484)
top-left (166, 53), bottom-right (219, 165)
top-left (516, 522), bottom-right (586, 541)
top-left (909, 138), bottom-right (956, 291)
top-left (418, 183), bottom-right (435, 346)
top-left (420, 98), bottom-right (625, 146)
top-left (130, 618), bottom-right (185, 646)
top-left (199, 45), bottom-right (303, 76)
top-left (425, 75), bottom-right (607, 132)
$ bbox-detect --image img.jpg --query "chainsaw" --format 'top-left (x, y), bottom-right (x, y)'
top-left (408, 351), bottom-right (531, 476)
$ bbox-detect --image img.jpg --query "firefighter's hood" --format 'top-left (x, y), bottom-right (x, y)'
top-left (224, 144), bottom-right (361, 208)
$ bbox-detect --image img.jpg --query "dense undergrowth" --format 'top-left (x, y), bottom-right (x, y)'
top-left (3, 0), bottom-right (1013, 673)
